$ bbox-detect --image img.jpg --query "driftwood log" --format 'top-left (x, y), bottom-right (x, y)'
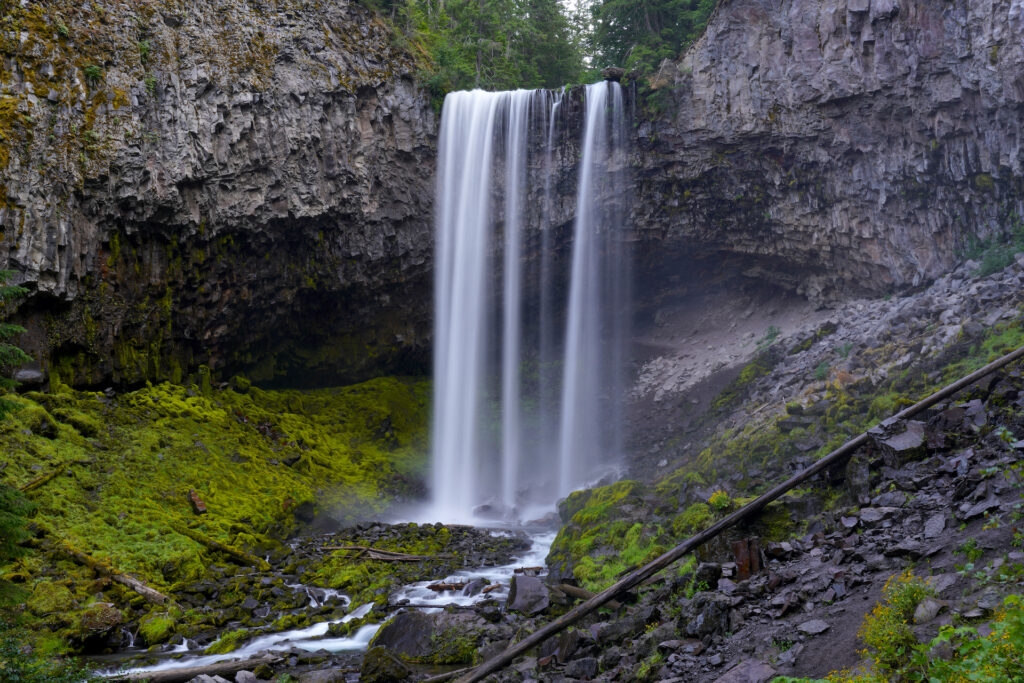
top-left (427, 581), bottom-right (467, 592)
top-left (455, 344), bottom-right (1024, 682)
top-left (109, 655), bottom-right (280, 681)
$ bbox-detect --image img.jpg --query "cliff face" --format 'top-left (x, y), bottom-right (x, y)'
top-left (4, 0), bottom-right (1024, 387)
top-left (1, 0), bottom-right (435, 387)
top-left (635, 0), bottom-right (1024, 302)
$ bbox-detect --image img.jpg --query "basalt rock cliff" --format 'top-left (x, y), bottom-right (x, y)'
top-left (635, 0), bottom-right (1024, 303)
top-left (0, 0), bottom-right (435, 388)
top-left (4, 0), bottom-right (1024, 386)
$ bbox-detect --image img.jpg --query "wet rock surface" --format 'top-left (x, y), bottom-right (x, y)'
top-left (100, 523), bottom-right (528, 680)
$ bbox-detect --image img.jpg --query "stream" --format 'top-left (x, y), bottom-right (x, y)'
top-left (99, 529), bottom-right (555, 677)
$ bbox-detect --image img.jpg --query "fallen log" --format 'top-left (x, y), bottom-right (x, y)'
top-left (389, 602), bottom-right (479, 609)
top-left (481, 583), bottom-right (504, 594)
top-left (557, 583), bottom-right (621, 610)
top-left (427, 581), bottom-right (467, 592)
top-left (37, 536), bottom-right (169, 605)
top-left (170, 522), bottom-right (271, 571)
top-left (109, 655), bottom-right (279, 682)
top-left (19, 465), bottom-right (67, 492)
top-left (455, 344), bottom-right (1024, 683)
top-left (422, 667), bottom-right (472, 683)
top-left (514, 566), bottom-right (544, 574)
top-left (324, 545), bottom-right (456, 561)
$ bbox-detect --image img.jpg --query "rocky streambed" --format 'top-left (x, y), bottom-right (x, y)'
top-left (96, 522), bottom-right (539, 681)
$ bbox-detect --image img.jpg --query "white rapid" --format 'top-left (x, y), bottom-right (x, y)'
top-left (431, 83), bottom-right (629, 523)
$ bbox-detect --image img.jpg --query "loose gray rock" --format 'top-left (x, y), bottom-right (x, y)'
top-left (507, 575), bottom-right (550, 615)
top-left (797, 619), bottom-right (830, 635)
top-left (713, 659), bottom-right (778, 683)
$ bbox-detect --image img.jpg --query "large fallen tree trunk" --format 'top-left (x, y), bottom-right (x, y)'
top-left (455, 344), bottom-right (1024, 682)
top-left (170, 522), bottom-right (271, 571)
top-left (38, 535), bottom-right (170, 605)
top-left (109, 655), bottom-right (279, 681)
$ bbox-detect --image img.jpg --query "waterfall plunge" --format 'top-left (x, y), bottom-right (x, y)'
top-left (431, 83), bottom-right (628, 524)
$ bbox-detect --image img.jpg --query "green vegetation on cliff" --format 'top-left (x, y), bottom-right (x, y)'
top-left (589, 0), bottom-right (716, 74)
top-left (383, 0), bottom-right (583, 96)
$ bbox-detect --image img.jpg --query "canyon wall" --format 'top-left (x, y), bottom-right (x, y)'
top-left (0, 0), bottom-right (435, 387)
top-left (3, 0), bottom-right (1023, 386)
top-left (635, 0), bottom-right (1024, 302)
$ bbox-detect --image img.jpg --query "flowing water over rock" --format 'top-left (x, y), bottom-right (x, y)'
top-left (98, 527), bottom-right (552, 678)
top-left (431, 83), bottom-right (630, 524)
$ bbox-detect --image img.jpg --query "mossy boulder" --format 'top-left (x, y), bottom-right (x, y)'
top-left (138, 611), bottom-right (177, 645)
top-left (204, 628), bottom-right (248, 654)
top-left (369, 611), bottom-right (481, 665)
top-left (361, 646), bottom-right (412, 682)
top-left (27, 582), bottom-right (74, 616)
top-left (75, 602), bottom-right (123, 635)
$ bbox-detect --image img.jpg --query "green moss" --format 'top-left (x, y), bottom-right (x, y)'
top-left (671, 503), bottom-right (713, 536)
top-left (427, 626), bottom-right (478, 664)
top-left (27, 582), bottom-right (74, 616)
top-left (712, 350), bottom-right (780, 410)
top-left (50, 408), bottom-right (101, 437)
top-left (203, 627), bottom-right (248, 654)
top-left (548, 481), bottom-right (665, 592)
top-left (974, 173), bottom-right (995, 192)
top-left (1, 376), bottom-right (430, 607)
top-left (138, 612), bottom-right (176, 645)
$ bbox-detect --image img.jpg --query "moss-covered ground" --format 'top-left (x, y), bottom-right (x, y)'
top-left (548, 315), bottom-right (1024, 593)
top-left (0, 375), bottom-right (429, 653)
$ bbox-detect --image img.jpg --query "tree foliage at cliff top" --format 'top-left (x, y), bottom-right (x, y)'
top-left (374, 0), bottom-right (583, 94)
top-left (589, 0), bottom-right (716, 73)
top-left (370, 0), bottom-right (715, 95)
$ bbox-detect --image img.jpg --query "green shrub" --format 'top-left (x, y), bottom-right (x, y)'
top-left (857, 570), bottom-right (933, 676)
top-left (82, 65), bottom-right (103, 85)
top-left (813, 361), bottom-right (829, 381)
top-left (0, 621), bottom-right (99, 682)
top-left (0, 270), bottom-right (30, 420)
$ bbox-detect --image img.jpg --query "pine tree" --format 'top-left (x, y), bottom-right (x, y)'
top-left (0, 270), bottom-right (29, 420)
top-left (590, 0), bottom-right (715, 73)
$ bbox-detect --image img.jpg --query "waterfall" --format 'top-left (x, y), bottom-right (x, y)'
top-left (431, 83), bottom-right (628, 523)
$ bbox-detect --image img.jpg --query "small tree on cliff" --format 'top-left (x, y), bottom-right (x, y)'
top-left (0, 270), bottom-right (29, 419)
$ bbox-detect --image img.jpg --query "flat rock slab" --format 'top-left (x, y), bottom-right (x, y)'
top-left (713, 659), bottom-right (778, 683)
top-left (924, 513), bottom-right (946, 539)
top-left (859, 507), bottom-right (899, 524)
top-left (507, 574), bottom-right (550, 615)
top-left (797, 619), bottom-right (830, 635)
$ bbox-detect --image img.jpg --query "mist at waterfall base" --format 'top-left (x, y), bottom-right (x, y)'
top-left (419, 82), bottom-right (630, 525)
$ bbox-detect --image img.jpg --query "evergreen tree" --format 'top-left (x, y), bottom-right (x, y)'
top-left (390, 0), bottom-right (584, 97)
top-left (0, 270), bottom-right (29, 420)
top-left (590, 0), bottom-right (715, 73)
top-left (0, 485), bottom-right (31, 568)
